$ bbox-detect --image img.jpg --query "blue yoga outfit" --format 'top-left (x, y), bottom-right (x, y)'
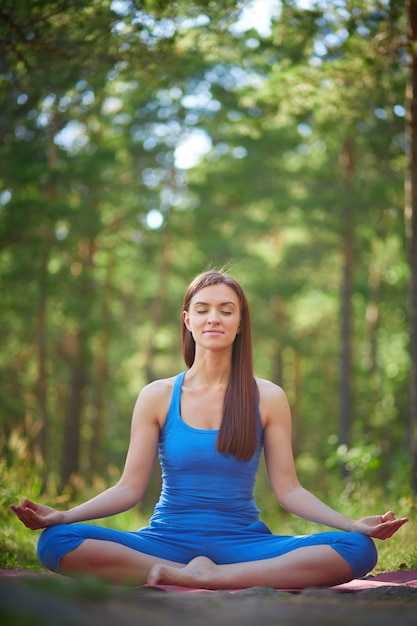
top-left (38, 371), bottom-right (377, 578)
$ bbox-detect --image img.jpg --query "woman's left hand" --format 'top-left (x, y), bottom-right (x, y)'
top-left (352, 511), bottom-right (409, 539)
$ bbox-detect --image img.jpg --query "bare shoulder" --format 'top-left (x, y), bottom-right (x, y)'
top-left (139, 375), bottom-right (177, 400)
top-left (255, 377), bottom-right (291, 427)
top-left (255, 377), bottom-right (288, 402)
top-left (133, 375), bottom-right (177, 428)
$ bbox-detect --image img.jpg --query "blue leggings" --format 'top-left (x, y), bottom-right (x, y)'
top-left (37, 520), bottom-right (377, 579)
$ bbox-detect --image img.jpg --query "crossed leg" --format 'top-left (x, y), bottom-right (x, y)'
top-left (147, 545), bottom-right (353, 590)
top-left (60, 539), bottom-right (185, 586)
top-left (60, 540), bottom-right (353, 589)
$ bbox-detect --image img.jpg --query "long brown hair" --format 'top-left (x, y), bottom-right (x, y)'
top-left (182, 270), bottom-right (258, 460)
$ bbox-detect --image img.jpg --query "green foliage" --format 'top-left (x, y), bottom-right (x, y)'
top-left (2, 457), bottom-right (416, 574)
top-left (0, 0), bottom-right (414, 535)
top-left (0, 460), bottom-right (46, 569)
top-left (325, 441), bottom-right (383, 482)
top-left (255, 456), bottom-right (417, 574)
top-left (1, 451), bottom-right (150, 571)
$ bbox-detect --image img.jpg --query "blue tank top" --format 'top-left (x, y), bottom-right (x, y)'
top-left (149, 371), bottom-right (264, 531)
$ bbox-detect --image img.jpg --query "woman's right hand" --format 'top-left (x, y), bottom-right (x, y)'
top-left (9, 499), bottom-right (65, 530)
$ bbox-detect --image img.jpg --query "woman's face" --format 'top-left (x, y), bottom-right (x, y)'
top-left (183, 283), bottom-right (241, 352)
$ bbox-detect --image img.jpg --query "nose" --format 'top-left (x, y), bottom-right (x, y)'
top-left (207, 309), bottom-right (220, 324)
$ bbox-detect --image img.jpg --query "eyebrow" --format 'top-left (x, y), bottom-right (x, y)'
top-left (192, 301), bottom-right (237, 307)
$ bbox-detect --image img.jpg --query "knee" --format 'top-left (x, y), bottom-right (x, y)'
top-left (37, 526), bottom-right (59, 572)
top-left (37, 524), bottom-right (76, 573)
top-left (346, 533), bottom-right (378, 578)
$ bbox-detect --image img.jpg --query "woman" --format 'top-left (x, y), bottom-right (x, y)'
top-left (11, 270), bottom-right (407, 589)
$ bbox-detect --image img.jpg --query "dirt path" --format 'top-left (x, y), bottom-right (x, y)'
top-left (1, 572), bottom-right (417, 626)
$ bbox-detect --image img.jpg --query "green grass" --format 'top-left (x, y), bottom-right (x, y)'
top-left (2, 459), bottom-right (416, 575)
top-left (264, 508), bottom-right (417, 574)
top-left (257, 478), bottom-right (417, 574)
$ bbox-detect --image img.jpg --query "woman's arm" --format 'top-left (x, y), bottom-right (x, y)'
top-left (259, 379), bottom-right (408, 538)
top-left (10, 379), bottom-right (172, 530)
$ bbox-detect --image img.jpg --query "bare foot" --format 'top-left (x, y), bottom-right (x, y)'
top-left (147, 556), bottom-right (217, 588)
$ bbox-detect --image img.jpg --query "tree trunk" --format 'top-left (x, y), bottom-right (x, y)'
top-left (339, 137), bottom-right (355, 452)
top-left (365, 264), bottom-right (380, 375)
top-left (35, 244), bottom-right (49, 491)
top-left (36, 110), bottom-right (59, 489)
top-left (143, 232), bottom-right (171, 383)
top-left (60, 235), bottom-right (95, 487)
top-left (406, 0), bottom-right (417, 493)
top-left (89, 261), bottom-right (112, 477)
top-left (339, 238), bottom-right (353, 448)
top-left (60, 335), bottom-right (88, 489)
top-left (363, 262), bottom-right (381, 436)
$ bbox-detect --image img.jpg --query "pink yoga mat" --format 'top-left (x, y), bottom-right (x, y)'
top-left (144, 570), bottom-right (417, 593)
top-left (1, 568), bottom-right (416, 592)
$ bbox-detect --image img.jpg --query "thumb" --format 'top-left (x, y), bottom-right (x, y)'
top-left (21, 499), bottom-right (38, 510)
top-left (381, 511), bottom-right (395, 522)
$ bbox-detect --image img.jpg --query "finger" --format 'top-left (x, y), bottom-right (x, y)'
top-left (383, 518), bottom-right (407, 530)
top-left (15, 507), bottom-right (41, 526)
top-left (9, 504), bottom-right (41, 530)
top-left (381, 511), bottom-right (395, 522)
top-left (9, 505), bottom-right (28, 521)
top-left (17, 511), bottom-right (36, 527)
top-left (21, 499), bottom-right (37, 511)
top-left (395, 518), bottom-right (409, 529)
top-left (379, 519), bottom-right (408, 539)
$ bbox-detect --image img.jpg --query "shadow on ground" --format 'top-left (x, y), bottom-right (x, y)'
top-left (1, 572), bottom-right (417, 626)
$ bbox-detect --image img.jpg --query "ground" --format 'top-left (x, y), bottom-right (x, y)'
top-left (1, 572), bottom-right (417, 626)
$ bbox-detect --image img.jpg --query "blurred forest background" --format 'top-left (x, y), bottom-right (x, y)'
top-left (1, 0), bottom-right (417, 568)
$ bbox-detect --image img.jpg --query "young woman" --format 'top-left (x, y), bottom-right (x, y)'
top-left (11, 270), bottom-right (407, 589)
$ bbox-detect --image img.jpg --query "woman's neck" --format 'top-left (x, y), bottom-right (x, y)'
top-left (186, 352), bottom-right (232, 387)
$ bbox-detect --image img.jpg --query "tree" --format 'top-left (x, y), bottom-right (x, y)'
top-left (175, 0), bottom-right (409, 483)
top-left (406, 0), bottom-right (417, 492)
top-left (0, 0), bottom-right (244, 489)
top-left (0, 0), bottom-right (412, 499)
